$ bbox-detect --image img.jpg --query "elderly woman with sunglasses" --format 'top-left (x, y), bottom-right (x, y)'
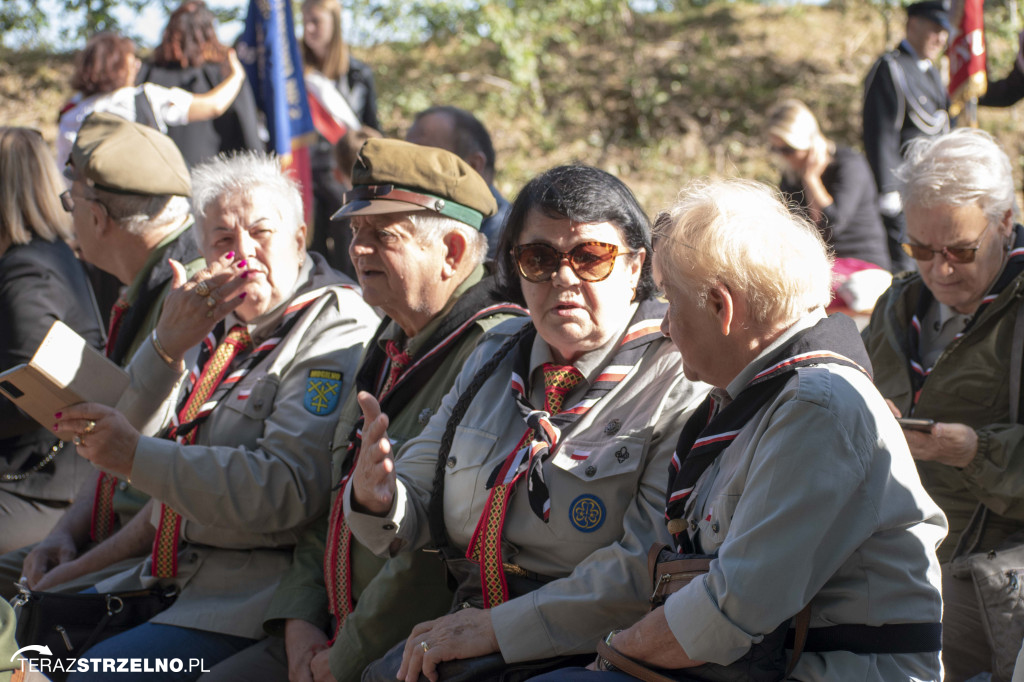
top-left (863, 128), bottom-right (1024, 682)
top-left (346, 165), bottom-right (708, 682)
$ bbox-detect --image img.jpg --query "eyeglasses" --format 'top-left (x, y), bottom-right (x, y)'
top-left (770, 144), bottom-right (799, 157)
top-left (900, 221), bottom-right (994, 264)
top-left (512, 241), bottom-right (633, 283)
top-left (59, 190), bottom-right (105, 215)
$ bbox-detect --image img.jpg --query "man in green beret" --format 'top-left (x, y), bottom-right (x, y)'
top-left (0, 112), bottom-right (205, 600)
top-left (202, 139), bottom-right (525, 682)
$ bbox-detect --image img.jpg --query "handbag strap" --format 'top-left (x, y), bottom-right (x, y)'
top-left (596, 639), bottom-right (677, 682)
top-left (427, 324), bottom-right (535, 551)
top-left (1010, 296), bottom-right (1024, 423)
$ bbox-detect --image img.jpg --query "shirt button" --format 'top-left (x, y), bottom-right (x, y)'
top-left (711, 522), bottom-right (720, 533)
top-left (585, 465), bottom-right (597, 477)
top-left (382, 523), bottom-right (396, 531)
top-left (447, 456), bottom-right (457, 468)
top-left (118, 481), bottom-right (128, 491)
top-left (689, 519), bottom-right (698, 531)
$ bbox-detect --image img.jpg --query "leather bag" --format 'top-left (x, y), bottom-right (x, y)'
top-left (12, 583), bottom-right (178, 682)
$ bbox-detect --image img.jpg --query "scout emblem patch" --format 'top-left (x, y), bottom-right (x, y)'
top-left (569, 493), bottom-right (605, 532)
top-left (306, 370), bottom-right (343, 415)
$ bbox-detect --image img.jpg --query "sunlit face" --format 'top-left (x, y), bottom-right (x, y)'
top-left (302, 5), bottom-right (335, 60)
top-left (517, 210), bottom-right (644, 364)
top-left (768, 134), bottom-right (809, 174)
top-left (200, 191), bottom-right (306, 322)
top-left (67, 180), bottom-right (112, 275)
top-left (656, 256), bottom-right (726, 388)
top-left (905, 202), bottom-right (1011, 315)
top-left (348, 211), bottom-right (447, 319)
top-left (906, 16), bottom-right (948, 62)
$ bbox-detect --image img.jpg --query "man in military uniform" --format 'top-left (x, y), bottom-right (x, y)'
top-left (202, 139), bottom-right (524, 682)
top-left (863, 0), bottom-right (951, 273)
top-left (0, 113), bottom-right (203, 600)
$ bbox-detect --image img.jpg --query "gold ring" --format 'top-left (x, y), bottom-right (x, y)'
top-left (84, 420), bottom-right (96, 434)
top-left (73, 435), bottom-right (83, 446)
top-left (195, 281), bottom-right (210, 297)
top-left (420, 641), bottom-right (429, 653)
top-left (206, 296), bottom-right (217, 308)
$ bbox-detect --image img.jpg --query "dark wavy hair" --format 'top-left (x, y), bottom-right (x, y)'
top-left (494, 165), bottom-right (656, 307)
top-left (153, 1), bottom-right (229, 69)
top-left (70, 32), bottom-right (136, 97)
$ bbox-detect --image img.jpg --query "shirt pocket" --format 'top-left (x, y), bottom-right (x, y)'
top-left (225, 375), bottom-right (279, 421)
top-left (444, 425), bottom-right (500, 539)
top-left (694, 491), bottom-right (742, 553)
top-left (552, 435), bottom-right (645, 482)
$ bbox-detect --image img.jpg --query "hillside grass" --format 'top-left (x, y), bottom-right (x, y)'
top-left (2, 2), bottom-right (1021, 213)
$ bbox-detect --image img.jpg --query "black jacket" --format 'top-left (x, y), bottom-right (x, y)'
top-left (0, 237), bottom-right (103, 499)
top-left (863, 41), bottom-right (951, 195)
top-left (138, 61), bottom-right (263, 167)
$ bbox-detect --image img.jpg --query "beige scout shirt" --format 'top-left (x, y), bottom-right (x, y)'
top-left (346, 306), bottom-right (709, 662)
top-left (664, 310), bottom-right (946, 681)
top-left (96, 261), bottom-right (379, 639)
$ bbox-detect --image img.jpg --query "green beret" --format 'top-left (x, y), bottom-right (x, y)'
top-left (331, 138), bottom-right (497, 229)
top-left (68, 112), bottom-right (191, 198)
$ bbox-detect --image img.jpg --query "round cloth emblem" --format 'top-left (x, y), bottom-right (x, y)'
top-left (568, 494), bottom-right (606, 533)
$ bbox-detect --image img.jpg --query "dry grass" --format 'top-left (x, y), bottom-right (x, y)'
top-left (3, 3), bottom-right (1022, 213)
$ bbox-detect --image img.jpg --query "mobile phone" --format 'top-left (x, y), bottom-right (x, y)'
top-left (896, 417), bottom-right (935, 432)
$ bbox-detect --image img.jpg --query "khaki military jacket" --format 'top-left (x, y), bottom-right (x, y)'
top-left (864, 266), bottom-right (1024, 562)
top-left (95, 256), bottom-right (379, 639)
top-left (345, 309), bottom-right (708, 662)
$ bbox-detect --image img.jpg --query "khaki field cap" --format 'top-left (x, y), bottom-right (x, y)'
top-left (331, 138), bottom-right (497, 230)
top-left (68, 112), bottom-right (191, 197)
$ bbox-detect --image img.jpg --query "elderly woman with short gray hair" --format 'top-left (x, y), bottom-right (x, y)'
top-left (537, 178), bottom-right (945, 682)
top-left (864, 128), bottom-right (1024, 682)
top-left (51, 151), bottom-right (378, 681)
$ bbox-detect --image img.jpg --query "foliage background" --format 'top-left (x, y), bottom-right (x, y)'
top-left (1, 0), bottom-right (1022, 212)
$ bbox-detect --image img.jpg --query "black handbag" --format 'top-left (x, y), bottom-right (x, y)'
top-left (12, 582), bottom-right (178, 682)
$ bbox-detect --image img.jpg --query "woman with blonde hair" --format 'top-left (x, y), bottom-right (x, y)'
top-left (0, 127), bottom-right (103, 551)
top-left (767, 99), bottom-right (892, 315)
top-left (301, 0), bottom-right (379, 261)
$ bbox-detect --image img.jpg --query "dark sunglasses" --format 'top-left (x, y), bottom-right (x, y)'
top-left (770, 144), bottom-right (799, 157)
top-left (512, 241), bottom-right (634, 283)
top-left (60, 189), bottom-right (105, 215)
top-left (900, 221), bottom-right (994, 264)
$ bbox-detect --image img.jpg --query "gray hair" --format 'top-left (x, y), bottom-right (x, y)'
top-left (896, 128), bottom-right (1017, 225)
top-left (408, 212), bottom-right (488, 270)
top-left (655, 179), bottom-right (833, 327)
top-left (190, 152), bottom-right (303, 235)
top-left (83, 186), bottom-right (190, 236)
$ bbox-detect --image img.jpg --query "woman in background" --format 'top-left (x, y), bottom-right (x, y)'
top-left (767, 99), bottom-right (892, 316)
top-left (139, 0), bottom-right (262, 167)
top-left (57, 30), bottom-right (247, 167)
top-left (301, 0), bottom-right (379, 263)
top-left (0, 127), bottom-right (103, 552)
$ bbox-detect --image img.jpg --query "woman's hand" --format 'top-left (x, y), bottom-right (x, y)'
top-left (397, 609), bottom-right (500, 682)
top-left (284, 618), bottom-right (330, 682)
top-left (154, 251), bottom-right (252, 362)
top-left (22, 529), bottom-right (78, 588)
top-left (349, 391), bottom-right (397, 516)
top-left (904, 421), bottom-right (978, 468)
top-left (55, 403), bottom-right (140, 479)
top-left (31, 555), bottom-right (91, 591)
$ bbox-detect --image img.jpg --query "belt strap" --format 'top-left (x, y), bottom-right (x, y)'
top-left (783, 621), bottom-right (942, 654)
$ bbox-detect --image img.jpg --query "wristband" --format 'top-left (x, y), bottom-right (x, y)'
top-left (151, 330), bottom-right (176, 367)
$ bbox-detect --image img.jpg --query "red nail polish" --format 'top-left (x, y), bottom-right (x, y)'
top-left (225, 251), bottom-right (235, 259)
top-left (241, 271), bottom-right (249, 279)
top-left (239, 292), bottom-right (247, 299)
top-left (237, 260), bottom-right (247, 268)
top-left (54, 424), bottom-right (59, 431)
top-left (55, 412), bottom-right (62, 418)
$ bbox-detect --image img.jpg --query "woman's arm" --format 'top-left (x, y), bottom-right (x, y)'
top-left (186, 49), bottom-right (247, 122)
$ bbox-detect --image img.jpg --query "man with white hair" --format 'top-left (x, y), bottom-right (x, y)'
top-left (865, 128), bottom-right (1024, 681)
top-left (0, 113), bottom-right (205, 600)
top-left (535, 179), bottom-right (945, 681)
top-left (232, 139), bottom-right (526, 682)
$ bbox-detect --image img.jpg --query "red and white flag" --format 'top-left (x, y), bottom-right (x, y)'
top-left (948, 0), bottom-right (987, 118)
